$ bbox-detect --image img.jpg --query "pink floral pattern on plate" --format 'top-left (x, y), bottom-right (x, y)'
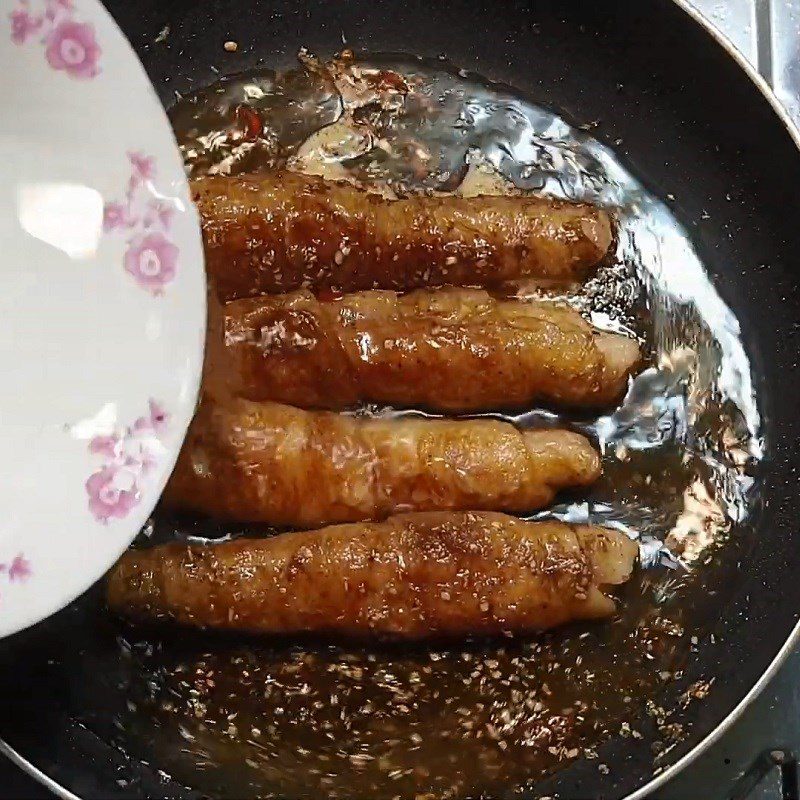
top-left (9, 0), bottom-right (101, 79)
top-left (104, 153), bottom-right (180, 295)
top-left (85, 399), bottom-right (169, 523)
top-left (0, 554), bottom-right (32, 601)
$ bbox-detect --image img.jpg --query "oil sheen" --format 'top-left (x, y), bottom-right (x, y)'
top-left (97, 53), bottom-right (763, 799)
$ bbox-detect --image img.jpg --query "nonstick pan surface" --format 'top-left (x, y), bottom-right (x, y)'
top-left (3, 1), bottom-right (800, 798)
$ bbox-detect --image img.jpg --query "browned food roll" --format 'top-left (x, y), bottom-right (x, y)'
top-left (107, 512), bottom-right (638, 639)
top-left (221, 288), bottom-right (639, 411)
top-left (193, 171), bottom-right (615, 300)
top-left (163, 398), bottom-right (601, 528)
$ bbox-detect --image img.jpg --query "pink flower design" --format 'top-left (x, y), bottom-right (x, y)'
top-left (104, 154), bottom-right (179, 294)
top-left (86, 466), bottom-right (139, 523)
top-left (143, 200), bottom-right (175, 231)
top-left (132, 416), bottom-right (150, 434)
top-left (9, 8), bottom-right (41, 44)
top-left (8, 555), bottom-right (32, 583)
top-left (155, 203), bottom-right (175, 230)
top-left (88, 433), bottom-right (121, 459)
top-left (10, 0), bottom-right (99, 78)
top-left (102, 202), bottom-right (127, 232)
top-left (84, 401), bottom-right (169, 523)
top-left (124, 232), bottom-right (178, 294)
top-left (128, 151), bottom-right (156, 183)
top-left (148, 399), bottom-right (169, 431)
top-left (44, 19), bottom-right (101, 80)
top-left (132, 399), bottom-right (169, 435)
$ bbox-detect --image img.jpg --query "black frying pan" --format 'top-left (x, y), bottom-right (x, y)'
top-left (3, 1), bottom-right (800, 798)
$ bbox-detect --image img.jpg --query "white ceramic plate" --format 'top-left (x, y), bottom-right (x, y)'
top-left (0, 0), bottom-right (205, 637)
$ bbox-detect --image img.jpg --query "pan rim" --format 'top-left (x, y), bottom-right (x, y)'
top-left (626, 6), bottom-right (800, 799)
top-left (2, 2), bottom-right (800, 799)
top-left (0, 740), bottom-right (79, 800)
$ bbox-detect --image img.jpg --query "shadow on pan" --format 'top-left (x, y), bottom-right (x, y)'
top-left (2, 1), bottom-right (800, 798)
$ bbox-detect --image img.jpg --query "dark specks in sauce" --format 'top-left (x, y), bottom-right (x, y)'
top-left (96, 52), bottom-right (763, 798)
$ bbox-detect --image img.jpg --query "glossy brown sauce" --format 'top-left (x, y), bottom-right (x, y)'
top-left (100, 52), bottom-right (762, 798)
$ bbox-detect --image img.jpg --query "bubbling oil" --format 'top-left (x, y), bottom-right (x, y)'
top-left (99, 52), bottom-right (762, 799)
